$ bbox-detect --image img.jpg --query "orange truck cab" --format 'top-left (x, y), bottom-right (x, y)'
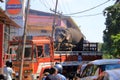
top-left (8, 36), bottom-right (54, 80)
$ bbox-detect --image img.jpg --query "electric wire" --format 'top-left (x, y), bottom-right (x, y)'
top-left (59, 0), bottom-right (68, 14)
top-left (51, 0), bottom-right (55, 5)
top-left (71, 13), bottom-right (103, 18)
top-left (44, 0), bottom-right (55, 8)
top-left (64, 0), bottom-right (110, 15)
top-left (65, 1), bottom-right (72, 15)
top-left (39, 0), bottom-right (50, 11)
top-left (38, 0), bottom-right (54, 23)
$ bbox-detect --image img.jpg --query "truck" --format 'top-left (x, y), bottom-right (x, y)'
top-left (5, 36), bottom-right (102, 80)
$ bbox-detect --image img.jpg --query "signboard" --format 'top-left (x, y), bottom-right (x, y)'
top-left (6, 0), bottom-right (25, 35)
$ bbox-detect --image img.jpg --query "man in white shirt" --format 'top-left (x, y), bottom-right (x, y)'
top-left (3, 61), bottom-right (15, 80)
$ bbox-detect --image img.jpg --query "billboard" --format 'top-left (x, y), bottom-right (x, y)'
top-left (6, 0), bottom-right (25, 35)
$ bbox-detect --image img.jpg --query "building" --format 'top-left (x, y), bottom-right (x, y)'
top-left (0, 8), bottom-right (20, 73)
top-left (27, 9), bottom-right (81, 37)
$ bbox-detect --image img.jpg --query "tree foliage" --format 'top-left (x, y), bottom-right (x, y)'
top-left (102, 3), bottom-right (120, 57)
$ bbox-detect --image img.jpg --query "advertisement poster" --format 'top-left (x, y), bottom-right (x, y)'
top-left (6, 0), bottom-right (25, 35)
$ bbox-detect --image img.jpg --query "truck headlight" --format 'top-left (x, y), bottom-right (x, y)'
top-left (24, 69), bottom-right (33, 73)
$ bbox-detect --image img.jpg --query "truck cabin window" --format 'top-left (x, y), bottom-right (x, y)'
top-left (9, 44), bottom-right (32, 60)
top-left (37, 46), bottom-right (43, 57)
top-left (37, 44), bottom-right (50, 57)
top-left (44, 44), bottom-right (50, 56)
top-left (24, 47), bottom-right (32, 58)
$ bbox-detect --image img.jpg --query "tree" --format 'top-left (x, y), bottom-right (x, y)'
top-left (111, 33), bottom-right (120, 57)
top-left (102, 3), bottom-right (120, 58)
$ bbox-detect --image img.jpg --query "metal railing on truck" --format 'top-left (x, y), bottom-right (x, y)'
top-left (54, 51), bottom-right (102, 56)
top-left (54, 51), bottom-right (102, 62)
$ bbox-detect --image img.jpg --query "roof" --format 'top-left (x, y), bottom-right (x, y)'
top-left (0, 8), bottom-right (20, 28)
top-left (88, 59), bottom-right (120, 65)
top-left (29, 9), bottom-right (54, 17)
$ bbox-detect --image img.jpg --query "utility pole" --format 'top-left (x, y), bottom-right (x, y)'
top-left (52, 0), bottom-right (58, 39)
top-left (19, 0), bottom-right (30, 80)
top-left (50, 0), bottom-right (63, 52)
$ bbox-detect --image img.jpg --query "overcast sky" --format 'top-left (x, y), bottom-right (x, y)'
top-left (0, 0), bottom-right (116, 42)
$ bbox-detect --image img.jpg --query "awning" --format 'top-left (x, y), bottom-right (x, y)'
top-left (0, 8), bottom-right (20, 28)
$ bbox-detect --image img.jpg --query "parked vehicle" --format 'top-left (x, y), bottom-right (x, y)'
top-left (96, 68), bottom-right (120, 80)
top-left (79, 59), bottom-right (120, 80)
top-left (75, 63), bottom-right (87, 79)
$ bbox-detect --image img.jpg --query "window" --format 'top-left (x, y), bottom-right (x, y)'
top-left (81, 65), bottom-right (98, 77)
top-left (9, 44), bottom-right (32, 60)
top-left (33, 46), bottom-right (36, 58)
top-left (44, 44), bottom-right (50, 56)
top-left (37, 46), bottom-right (43, 57)
top-left (24, 47), bottom-right (32, 58)
top-left (41, 30), bottom-right (47, 33)
top-left (105, 64), bottom-right (120, 70)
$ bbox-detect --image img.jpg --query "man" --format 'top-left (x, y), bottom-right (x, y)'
top-left (45, 67), bottom-right (58, 80)
top-left (3, 61), bottom-right (15, 80)
top-left (78, 53), bottom-right (82, 62)
top-left (54, 63), bottom-right (66, 80)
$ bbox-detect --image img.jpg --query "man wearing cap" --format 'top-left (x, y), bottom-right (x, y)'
top-left (54, 63), bottom-right (66, 80)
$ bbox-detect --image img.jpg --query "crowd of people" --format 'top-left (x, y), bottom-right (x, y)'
top-left (42, 63), bottom-right (85, 80)
top-left (43, 63), bottom-right (67, 80)
top-left (1, 55), bottom-right (83, 80)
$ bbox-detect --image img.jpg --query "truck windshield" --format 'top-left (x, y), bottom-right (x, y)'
top-left (9, 44), bottom-right (32, 60)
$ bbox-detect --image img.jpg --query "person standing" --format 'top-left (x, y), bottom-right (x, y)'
top-left (45, 67), bottom-right (58, 80)
top-left (54, 63), bottom-right (66, 80)
top-left (78, 53), bottom-right (82, 62)
top-left (76, 64), bottom-right (82, 78)
top-left (3, 61), bottom-right (15, 80)
top-left (42, 72), bottom-right (50, 80)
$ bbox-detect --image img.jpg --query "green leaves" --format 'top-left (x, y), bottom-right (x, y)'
top-left (102, 3), bottom-right (120, 58)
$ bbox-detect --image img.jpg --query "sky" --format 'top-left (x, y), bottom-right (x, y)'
top-left (0, 0), bottom-right (116, 43)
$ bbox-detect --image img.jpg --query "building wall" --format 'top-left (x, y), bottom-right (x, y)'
top-left (0, 24), bottom-right (4, 73)
top-left (27, 14), bottom-right (67, 36)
